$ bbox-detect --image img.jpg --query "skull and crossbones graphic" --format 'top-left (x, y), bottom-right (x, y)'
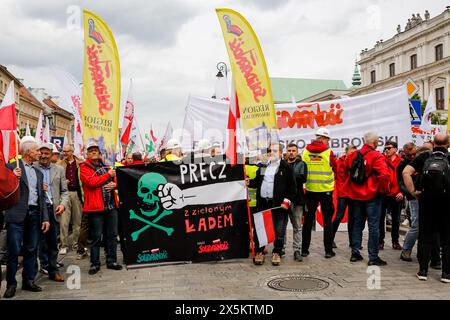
top-left (129, 172), bottom-right (177, 241)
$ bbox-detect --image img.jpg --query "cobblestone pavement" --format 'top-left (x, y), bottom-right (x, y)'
top-left (1, 230), bottom-right (449, 300)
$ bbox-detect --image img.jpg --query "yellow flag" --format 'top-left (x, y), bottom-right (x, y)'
top-left (82, 10), bottom-right (120, 165)
top-left (216, 8), bottom-right (277, 149)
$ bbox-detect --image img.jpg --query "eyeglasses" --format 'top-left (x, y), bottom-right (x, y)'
top-left (384, 147), bottom-right (393, 151)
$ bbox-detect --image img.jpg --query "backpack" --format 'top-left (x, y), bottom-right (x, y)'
top-left (350, 149), bottom-right (374, 184)
top-left (420, 151), bottom-right (450, 196)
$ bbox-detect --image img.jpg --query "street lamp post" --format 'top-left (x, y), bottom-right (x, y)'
top-left (213, 62), bottom-right (228, 100)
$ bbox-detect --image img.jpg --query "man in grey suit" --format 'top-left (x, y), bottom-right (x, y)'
top-left (36, 143), bottom-right (69, 283)
top-left (3, 140), bottom-right (50, 299)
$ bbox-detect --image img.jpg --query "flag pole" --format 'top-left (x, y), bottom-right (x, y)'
top-left (14, 130), bottom-right (19, 168)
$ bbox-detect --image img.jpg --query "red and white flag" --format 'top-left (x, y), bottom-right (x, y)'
top-left (150, 125), bottom-right (157, 143)
top-left (253, 209), bottom-right (275, 247)
top-left (158, 121), bottom-right (173, 152)
top-left (226, 81), bottom-right (240, 166)
top-left (0, 81), bottom-right (19, 162)
top-left (120, 79), bottom-right (135, 146)
top-left (43, 116), bottom-right (50, 143)
top-left (35, 111), bottom-right (44, 143)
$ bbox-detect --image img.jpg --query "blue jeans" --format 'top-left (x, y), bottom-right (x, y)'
top-left (89, 209), bottom-right (118, 267)
top-left (6, 209), bottom-right (41, 288)
top-left (351, 196), bottom-right (381, 261)
top-left (403, 199), bottom-right (419, 251)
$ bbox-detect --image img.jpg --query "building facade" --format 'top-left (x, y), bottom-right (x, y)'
top-left (1, 64), bottom-right (75, 140)
top-left (351, 8), bottom-right (450, 118)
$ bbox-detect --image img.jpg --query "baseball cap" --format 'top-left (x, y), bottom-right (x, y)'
top-left (39, 142), bottom-right (54, 151)
top-left (85, 140), bottom-right (100, 151)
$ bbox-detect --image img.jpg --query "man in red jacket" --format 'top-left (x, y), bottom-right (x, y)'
top-left (333, 144), bottom-right (356, 248)
top-left (379, 141), bottom-right (404, 250)
top-left (343, 131), bottom-right (390, 266)
top-left (80, 141), bottom-right (123, 275)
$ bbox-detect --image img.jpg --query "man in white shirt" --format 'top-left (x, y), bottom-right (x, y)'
top-left (248, 143), bottom-right (296, 266)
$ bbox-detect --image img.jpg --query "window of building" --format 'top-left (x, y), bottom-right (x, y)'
top-left (410, 54), bottom-right (417, 70)
top-left (436, 87), bottom-right (445, 110)
top-left (370, 70), bottom-right (376, 84)
top-left (389, 63), bottom-right (395, 77)
top-left (435, 44), bottom-right (443, 61)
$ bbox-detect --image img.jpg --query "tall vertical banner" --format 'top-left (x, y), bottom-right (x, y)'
top-left (117, 162), bottom-right (250, 267)
top-left (82, 10), bottom-right (120, 165)
top-left (216, 9), bottom-right (277, 152)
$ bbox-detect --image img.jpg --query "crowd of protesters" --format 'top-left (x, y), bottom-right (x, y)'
top-left (245, 128), bottom-right (450, 286)
top-left (1, 129), bottom-right (450, 298)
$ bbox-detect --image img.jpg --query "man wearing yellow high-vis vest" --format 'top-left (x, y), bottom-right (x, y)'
top-left (159, 139), bottom-right (183, 163)
top-left (301, 128), bottom-right (337, 259)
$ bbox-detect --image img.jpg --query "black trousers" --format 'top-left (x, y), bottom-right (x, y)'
top-left (38, 206), bottom-right (59, 276)
top-left (302, 191), bottom-right (335, 253)
top-left (333, 197), bottom-right (354, 246)
top-left (379, 196), bottom-right (402, 245)
top-left (418, 196), bottom-right (450, 274)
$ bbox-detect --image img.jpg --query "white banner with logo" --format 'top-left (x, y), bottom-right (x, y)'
top-left (181, 86), bottom-right (412, 155)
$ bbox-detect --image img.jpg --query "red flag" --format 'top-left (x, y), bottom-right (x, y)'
top-left (120, 79), bottom-right (135, 145)
top-left (0, 81), bottom-right (17, 131)
top-left (226, 81), bottom-right (239, 165)
top-left (150, 125), bottom-right (157, 143)
top-left (0, 130), bottom-right (19, 162)
top-left (253, 209), bottom-right (275, 247)
top-left (0, 81), bottom-right (19, 161)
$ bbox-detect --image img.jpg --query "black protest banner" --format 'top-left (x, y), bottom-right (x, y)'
top-left (116, 161), bottom-right (250, 267)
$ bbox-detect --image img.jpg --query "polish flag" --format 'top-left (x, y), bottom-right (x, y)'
top-left (0, 81), bottom-right (19, 162)
top-left (151, 248), bottom-right (159, 254)
top-left (0, 81), bottom-right (17, 131)
top-left (120, 79), bottom-right (134, 146)
top-left (225, 81), bottom-right (240, 166)
top-left (253, 209), bottom-right (275, 247)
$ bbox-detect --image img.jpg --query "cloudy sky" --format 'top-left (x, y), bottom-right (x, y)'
top-left (1, 0), bottom-right (448, 136)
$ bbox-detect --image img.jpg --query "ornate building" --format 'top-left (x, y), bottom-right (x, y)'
top-left (0, 64), bottom-right (75, 139)
top-left (351, 7), bottom-right (450, 117)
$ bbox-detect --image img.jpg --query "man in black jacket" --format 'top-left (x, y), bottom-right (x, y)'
top-left (403, 134), bottom-right (450, 283)
top-left (249, 143), bottom-right (296, 266)
top-left (3, 140), bottom-right (50, 298)
top-left (286, 143), bottom-right (307, 261)
top-left (399, 144), bottom-right (441, 266)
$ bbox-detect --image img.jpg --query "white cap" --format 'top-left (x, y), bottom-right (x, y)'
top-left (39, 142), bottom-right (53, 151)
top-left (315, 127), bottom-right (331, 139)
top-left (197, 139), bottom-right (212, 151)
top-left (166, 138), bottom-right (181, 151)
top-left (21, 136), bottom-right (36, 144)
top-left (85, 139), bottom-right (100, 151)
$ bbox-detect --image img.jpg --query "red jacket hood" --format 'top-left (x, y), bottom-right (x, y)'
top-left (306, 140), bottom-right (329, 153)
